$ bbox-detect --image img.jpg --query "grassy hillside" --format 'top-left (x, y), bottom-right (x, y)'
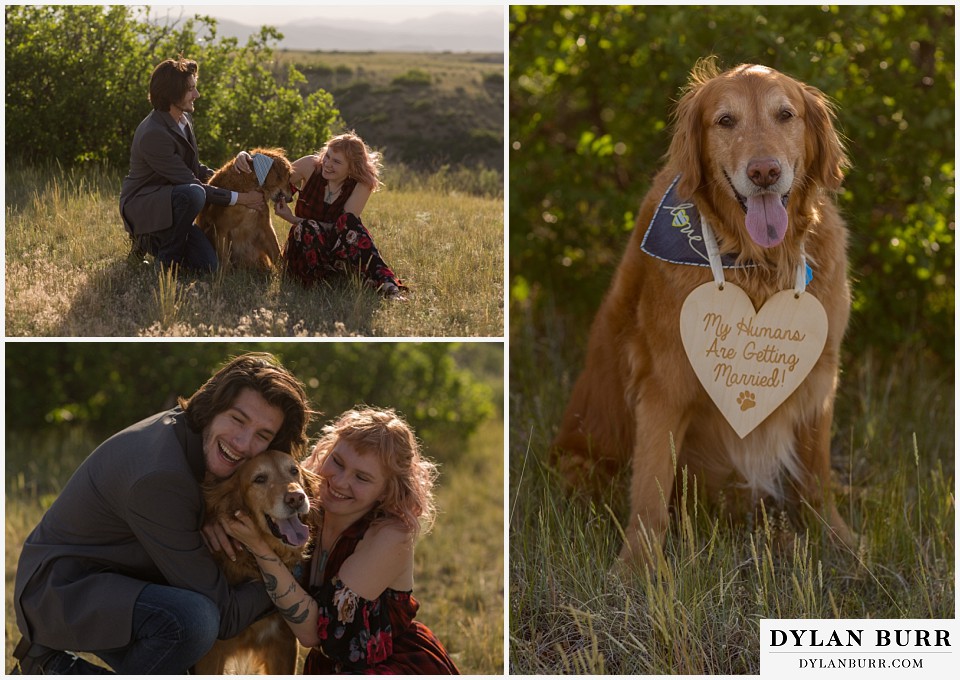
top-left (276, 51), bottom-right (504, 171)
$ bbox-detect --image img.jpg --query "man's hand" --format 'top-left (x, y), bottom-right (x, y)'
top-left (236, 190), bottom-right (265, 208)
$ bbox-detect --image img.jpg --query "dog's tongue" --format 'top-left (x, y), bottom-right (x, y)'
top-left (277, 516), bottom-right (309, 547)
top-left (745, 193), bottom-right (788, 248)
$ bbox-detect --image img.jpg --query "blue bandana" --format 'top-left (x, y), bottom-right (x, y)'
top-left (640, 174), bottom-right (751, 269)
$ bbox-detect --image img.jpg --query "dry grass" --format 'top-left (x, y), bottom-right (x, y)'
top-left (509, 303), bottom-right (955, 673)
top-left (417, 417), bottom-right (505, 673)
top-left (5, 164), bottom-right (503, 337)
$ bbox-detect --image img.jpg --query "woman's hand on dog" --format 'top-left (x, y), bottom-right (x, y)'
top-left (273, 197), bottom-right (299, 225)
top-left (201, 517), bottom-right (245, 562)
top-left (220, 510), bottom-right (271, 556)
top-left (234, 151), bottom-right (252, 174)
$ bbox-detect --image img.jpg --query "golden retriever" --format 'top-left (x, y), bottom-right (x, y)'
top-left (195, 450), bottom-right (316, 674)
top-left (552, 59), bottom-right (857, 567)
top-left (199, 147), bottom-right (294, 271)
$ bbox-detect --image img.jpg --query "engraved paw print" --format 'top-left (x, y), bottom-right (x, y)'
top-left (737, 391), bottom-right (756, 411)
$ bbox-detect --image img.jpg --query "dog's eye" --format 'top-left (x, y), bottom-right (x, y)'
top-left (252, 473), bottom-right (268, 484)
top-left (778, 108), bottom-right (795, 121)
top-left (717, 114), bottom-right (736, 128)
top-left (289, 466), bottom-right (298, 477)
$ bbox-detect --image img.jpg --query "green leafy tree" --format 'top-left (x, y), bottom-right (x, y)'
top-left (510, 5), bottom-right (954, 364)
top-left (192, 25), bottom-right (341, 161)
top-left (4, 343), bottom-right (497, 465)
top-left (5, 5), bottom-right (155, 164)
top-left (5, 5), bottom-right (341, 167)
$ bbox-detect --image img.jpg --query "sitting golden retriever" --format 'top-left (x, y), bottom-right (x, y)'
top-left (199, 147), bottom-right (293, 270)
top-left (553, 59), bottom-right (858, 567)
top-left (195, 450), bottom-right (316, 674)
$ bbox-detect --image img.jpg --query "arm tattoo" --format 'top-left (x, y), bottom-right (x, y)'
top-left (255, 558), bottom-right (312, 625)
top-left (254, 551), bottom-right (281, 564)
top-left (264, 577), bottom-right (298, 602)
top-left (277, 598), bottom-right (312, 624)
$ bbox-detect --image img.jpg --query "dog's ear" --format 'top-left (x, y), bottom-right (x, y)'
top-left (260, 149), bottom-right (290, 181)
top-left (668, 92), bottom-right (703, 199)
top-left (202, 472), bottom-right (243, 521)
top-left (802, 84), bottom-right (848, 192)
top-left (669, 61), bottom-right (718, 200)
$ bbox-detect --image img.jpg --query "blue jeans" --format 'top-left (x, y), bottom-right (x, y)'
top-left (91, 584), bottom-right (221, 674)
top-left (137, 184), bottom-right (218, 274)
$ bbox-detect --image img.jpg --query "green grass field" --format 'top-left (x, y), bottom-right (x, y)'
top-left (279, 50), bottom-right (502, 96)
top-left (509, 307), bottom-right (954, 674)
top-left (4, 163), bottom-right (503, 337)
top-left (5, 418), bottom-right (504, 674)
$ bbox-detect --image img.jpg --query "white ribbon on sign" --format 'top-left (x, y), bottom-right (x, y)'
top-left (701, 217), bottom-right (808, 296)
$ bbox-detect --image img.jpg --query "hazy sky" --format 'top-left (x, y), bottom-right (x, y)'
top-left (147, 3), bottom-right (503, 25)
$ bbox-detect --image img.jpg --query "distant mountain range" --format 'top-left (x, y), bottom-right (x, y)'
top-left (195, 11), bottom-right (504, 53)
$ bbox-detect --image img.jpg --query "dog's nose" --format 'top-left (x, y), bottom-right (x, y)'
top-left (747, 158), bottom-right (781, 188)
top-left (285, 489), bottom-right (306, 509)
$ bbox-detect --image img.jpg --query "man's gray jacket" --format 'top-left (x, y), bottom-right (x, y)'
top-left (14, 408), bottom-right (271, 651)
top-left (119, 109), bottom-right (233, 235)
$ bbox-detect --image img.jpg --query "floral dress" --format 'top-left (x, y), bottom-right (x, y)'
top-left (283, 169), bottom-right (404, 292)
top-left (303, 514), bottom-right (460, 675)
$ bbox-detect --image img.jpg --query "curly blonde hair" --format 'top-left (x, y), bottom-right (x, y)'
top-left (321, 131), bottom-right (383, 191)
top-left (309, 406), bottom-right (437, 535)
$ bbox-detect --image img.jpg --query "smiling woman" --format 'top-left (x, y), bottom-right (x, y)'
top-left (220, 406), bottom-right (461, 674)
top-left (10, 353), bottom-right (311, 675)
top-left (235, 131), bottom-right (407, 299)
top-left (316, 439), bottom-right (390, 519)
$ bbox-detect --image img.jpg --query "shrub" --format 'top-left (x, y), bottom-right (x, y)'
top-left (392, 68), bottom-right (432, 88)
top-left (5, 5), bottom-right (341, 168)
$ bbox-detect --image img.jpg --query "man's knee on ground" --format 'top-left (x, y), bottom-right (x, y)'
top-left (172, 183), bottom-right (207, 223)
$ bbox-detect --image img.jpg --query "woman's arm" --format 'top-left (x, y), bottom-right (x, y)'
top-left (343, 181), bottom-right (374, 217)
top-left (289, 154), bottom-right (320, 186)
top-left (274, 154), bottom-right (321, 225)
top-left (273, 199), bottom-right (301, 226)
top-left (234, 151), bottom-right (317, 188)
top-left (220, 512), bottom-right (322, 647)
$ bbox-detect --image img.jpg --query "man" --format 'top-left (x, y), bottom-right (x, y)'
top-left (119, 56), bottom-right (263, 273)
top-left (12, 353), bottom-right (312, 674)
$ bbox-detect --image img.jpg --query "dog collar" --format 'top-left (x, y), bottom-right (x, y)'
top-left (251, 153), bottom-right (274, 187)
top-left (640, 174), bottom-right (753, 269)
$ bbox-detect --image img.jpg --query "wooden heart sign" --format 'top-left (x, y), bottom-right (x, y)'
top-left (680, 282), bottom-right (828, 438)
